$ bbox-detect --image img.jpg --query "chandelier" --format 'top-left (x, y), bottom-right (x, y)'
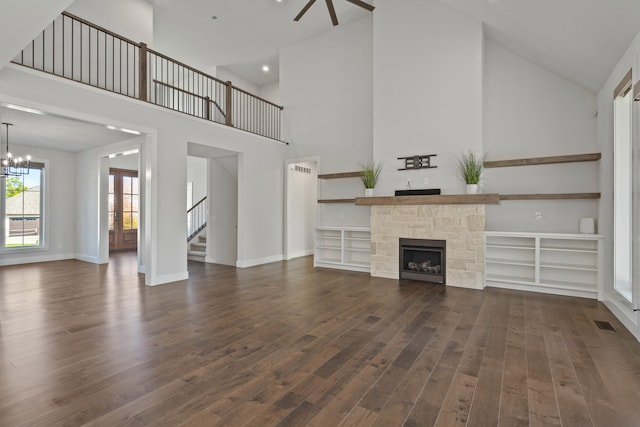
top-left (1, 122), bottom-right (30, 178)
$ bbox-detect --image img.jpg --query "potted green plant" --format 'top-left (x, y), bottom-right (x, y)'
top-left (457, 151), bottom-right (485, 194)
top-left (360, 161), bottom-right (382, 197)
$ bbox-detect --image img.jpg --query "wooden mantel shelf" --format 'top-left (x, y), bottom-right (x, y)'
top-left (354, 194), bottom-right (501, 206)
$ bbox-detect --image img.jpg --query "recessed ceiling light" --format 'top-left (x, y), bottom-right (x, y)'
top-left (106, 125), bottom-right (142, 135)
top-left (121, 127), bottom-right (141, 135)
top-left (5, 104), bottom-right (44, 115)
top-left (262, 65), bottom-right (270, 72)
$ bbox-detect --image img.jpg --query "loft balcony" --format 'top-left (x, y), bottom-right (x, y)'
top-left (11, 12), bottom-right (285, 143)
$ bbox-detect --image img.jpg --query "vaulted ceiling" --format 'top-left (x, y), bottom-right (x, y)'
top-left (150, 0), bottom-right (640, 92)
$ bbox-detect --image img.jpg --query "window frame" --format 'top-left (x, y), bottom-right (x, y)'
top-left (0, 160), bottom-right (47, 253)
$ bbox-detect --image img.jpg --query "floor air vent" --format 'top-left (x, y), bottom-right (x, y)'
top-left (594, 320), bottom-right (616, 331)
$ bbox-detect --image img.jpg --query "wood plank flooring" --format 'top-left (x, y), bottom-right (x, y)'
top-left (1, 253), bottom-right (640, 426)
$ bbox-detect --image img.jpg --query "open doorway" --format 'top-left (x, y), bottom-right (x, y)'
top-left (285, 159), bottom-right (318, 260)
top-left (187, 143), bottom-right (239, 267)
top-left (101, 145), bottom-right (143, 274)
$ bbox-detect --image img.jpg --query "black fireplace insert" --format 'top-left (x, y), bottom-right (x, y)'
top-left (399, 238), bottom-right (446, 284)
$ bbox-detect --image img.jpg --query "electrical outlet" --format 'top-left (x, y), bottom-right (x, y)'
top-left (535, 212), bottom-right (543, 220)
top-left (423, 177), bottom-right (429, 185)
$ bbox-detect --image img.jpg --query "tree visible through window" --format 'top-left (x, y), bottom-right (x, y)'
top-left (3, 168), bottom-right (43, 248)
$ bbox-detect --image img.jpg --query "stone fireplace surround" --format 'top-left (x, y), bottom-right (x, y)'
top-left (370, 204), bottom-right (486, 289)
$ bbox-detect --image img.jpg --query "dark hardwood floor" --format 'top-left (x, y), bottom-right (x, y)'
top-left (1, 253), bottom-right (640, 426)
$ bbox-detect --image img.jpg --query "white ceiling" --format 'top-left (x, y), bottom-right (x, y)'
top-left (5, 0), bottom-right (640, 154)
top-left (150, 0), bottom-right (372, 86)
top-left (0, 105), bottom-right (138, 153)
top-left (440, 0), bottom-right (640, 92)
top-left (150, 0), bottom-right (640, 92)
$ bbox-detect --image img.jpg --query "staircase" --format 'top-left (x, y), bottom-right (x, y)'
top-left (187, 197), bottom-right (207, 262)
top-left (188, 232), bottom-right (207, 262)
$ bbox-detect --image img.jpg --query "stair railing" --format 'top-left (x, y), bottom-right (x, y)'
top-left (12, 12), bottom-right (285, 142)
top-left (187, 196), bottom-right (207, 242)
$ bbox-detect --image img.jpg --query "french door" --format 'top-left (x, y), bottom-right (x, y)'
top-left (109, 168), bottom-right (139, 251)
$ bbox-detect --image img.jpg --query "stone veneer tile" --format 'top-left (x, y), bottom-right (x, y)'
top-left (370, 204), bottom-right (485, 290)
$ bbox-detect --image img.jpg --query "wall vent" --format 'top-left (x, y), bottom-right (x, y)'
top-left (294, 165), bottom-right (311, 174)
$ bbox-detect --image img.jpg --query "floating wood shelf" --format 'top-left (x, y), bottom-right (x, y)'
top-left (320, 193), bottom-right (600, 204)
top-left (355, 194), bottom-right (500, 206)
top-left (318, 171), bottom-right (361, 179)
top-left (499, 193), bottom-right (601, 201)
top-left (484, 153), bottom-right (601, 169)
top-left (318, 199), bottom-right (357, 204)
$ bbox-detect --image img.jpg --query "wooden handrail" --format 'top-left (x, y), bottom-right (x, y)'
top-left (147, 48), bottom-right (228, 87)
top-left (153, 79), bottom-right (226, 117)
top-left (16, 12), bottom-right (285, 142)
top-left (62, 12), bottom-right (140, 46)
top-left (231, 84), bottom-right (284, 110)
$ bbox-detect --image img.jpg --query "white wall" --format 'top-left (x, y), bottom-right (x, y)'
top-left (208, 156), bottom-right (238, 266)
top-left (0, 0), bottom-right (74, 68)
top-left (597, 30), bottom-right (640, 340)
top-left (75, 137), bottom-right (143, 264)
top-left (66, 0), bottom-right (153, 45)
top-left (0, 144), bottom-right (76, 266)
top-left (280, 17), bottom-right (373, 227)
top-left (216, 68), bottom-right (259, 95)
top-left (260, 82), bottom-right (280, 106)
top-left (108, 152), bottom-right (138, 170)
top-left (286, 161), bottom-right (317, 259)
top-left (187, 156), bottom-right (207, 205)
top-left (373, 0), bottom-right (483, 196)
top-left (483, 40), bottom-right (599, 232)
top-left (0, 64), bottom-right (288, 284)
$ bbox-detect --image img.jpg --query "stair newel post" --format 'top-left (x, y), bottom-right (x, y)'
top-left (138, 42), bottom-right (148, 102)
top-left (225, 80), bottom-right (233, 127)
top-left (204, 96), bottom-right (211, 121)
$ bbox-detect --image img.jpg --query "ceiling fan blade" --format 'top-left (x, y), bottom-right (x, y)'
top-left (294, 0), bottom-right (318, 21)
top-left (344, 0), bottom-right (375, 12)
top-left (326, 0), bottom-right (339, 26)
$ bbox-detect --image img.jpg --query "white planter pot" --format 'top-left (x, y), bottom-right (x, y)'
top-left (365, 188), bottom-right (375, 197)
top-left (466, 184), bottom-right (479, 194)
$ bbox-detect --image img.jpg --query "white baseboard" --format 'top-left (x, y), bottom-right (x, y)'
top-left (286, 249), bottom-right (313, 260)
top-left (486, 281), bottom-right (597, 300)
top-left (74, 254), bottom-right (104, 264)
top-left (146, 271), bottom-right (189, 286)
top-left (236, 254), bottom-right (284, 268)
top-left (603, 294), bottom-right (640, 341)
top-left (0, 253), bottom-right (75, 266)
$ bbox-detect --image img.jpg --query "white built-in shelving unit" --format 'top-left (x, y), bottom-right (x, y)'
top-left (484, 231), bottom-right (603, 299)
top-left (314, 226), bottom-right (371, 273)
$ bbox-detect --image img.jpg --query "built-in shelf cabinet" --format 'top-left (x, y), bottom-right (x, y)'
top-left (314, 226), bottom-right (371, 273)
top-left (484, 231), bottom-right (603, 299)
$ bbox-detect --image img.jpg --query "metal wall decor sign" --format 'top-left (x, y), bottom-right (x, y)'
top-left (398, 154), bottom-right (437, 171)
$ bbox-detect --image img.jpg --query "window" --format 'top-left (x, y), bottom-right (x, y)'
top-left (614, 69), bottom-right (633, 302)
top-left (2, 163), bottom-right (45, 249)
